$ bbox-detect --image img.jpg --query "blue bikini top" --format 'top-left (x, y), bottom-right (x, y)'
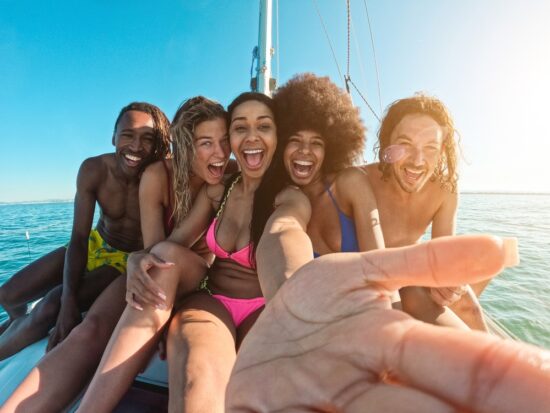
top-left (313, 185), bottom-right (359, 258)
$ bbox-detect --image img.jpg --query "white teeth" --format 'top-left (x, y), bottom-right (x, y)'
top-left (294, 160), bottom-right (313, 166)
top-left (125, 154), bottom-right (141, 161)
top-left (243, 149), bottom-right (263, 154)
top-left (211, 162), bottom-right (224, 167)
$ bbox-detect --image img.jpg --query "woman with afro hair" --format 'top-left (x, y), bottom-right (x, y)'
top-left (250, 73), bottom-right (386, 300)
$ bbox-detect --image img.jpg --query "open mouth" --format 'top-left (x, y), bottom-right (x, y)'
top-left (291, 160), bottom-right (314, 178)
top-left (242, 149), bottom-right (265, 169)
top-left (208, 161), bottom-right (226, 178)
top-left (124, 153), bottom-right (142, 168)
top-left (403, 167), bottom-right (424, 184)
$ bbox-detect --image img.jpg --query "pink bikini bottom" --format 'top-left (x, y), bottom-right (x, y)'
top-left (212, 294), bottom-right (265, 328)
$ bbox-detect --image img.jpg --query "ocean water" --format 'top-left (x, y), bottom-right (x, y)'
top-left (0, 195), bottom-right (549, 348)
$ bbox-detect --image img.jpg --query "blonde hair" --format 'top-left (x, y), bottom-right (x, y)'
top-left (171, 96), bottom-right (226, 224)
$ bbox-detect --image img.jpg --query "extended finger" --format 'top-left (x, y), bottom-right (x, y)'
top-left (148, 253), bottom-right (175, 270)
top-left (129, 279), bottom-right (164, 309)
top-left (139, 263), bottom-right (168, 300)
top-left (134, 266), bottom-right (166, 302)
top-left (383, 320), bottom-right (550, 413)
top-left (362, 235), bottom-right (518, 290)
top-left (46, 330), bottom-right (58, 352)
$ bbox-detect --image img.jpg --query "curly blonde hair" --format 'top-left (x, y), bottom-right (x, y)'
top-left (171, 96), bottom-right (226, 224)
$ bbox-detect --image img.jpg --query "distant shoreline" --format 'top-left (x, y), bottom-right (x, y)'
top-left (1, 192), bottom-right (549, 205)
top-left (0, 199), bottom-right (73, 206)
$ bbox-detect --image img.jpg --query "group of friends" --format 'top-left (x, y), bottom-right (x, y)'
top-left (0, 73), bottom-right (548, 412)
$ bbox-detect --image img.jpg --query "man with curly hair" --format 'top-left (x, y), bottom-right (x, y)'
top-left (0, 102), bottom-right (171, 359)
top-left (364, 94), bottom-right (488, 330)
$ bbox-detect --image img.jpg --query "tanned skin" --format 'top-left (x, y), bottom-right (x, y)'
top-left (364, 113), bottom-right (488, 330)
top-left (0, 110), bottom-right (157, 360)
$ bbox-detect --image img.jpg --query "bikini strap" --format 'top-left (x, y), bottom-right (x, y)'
top-left (215, 174), bottom-right (242, 219)
top-left (324, 182), bottom-right (344, 214)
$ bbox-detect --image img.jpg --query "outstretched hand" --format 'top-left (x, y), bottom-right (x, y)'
top-left (227, 235), bottom-right (550, 412)
top-left (125, 250), bottom-right (173, 310)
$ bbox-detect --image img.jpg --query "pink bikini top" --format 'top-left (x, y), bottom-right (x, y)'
top-left (205, 175), bottom-right (255, 269)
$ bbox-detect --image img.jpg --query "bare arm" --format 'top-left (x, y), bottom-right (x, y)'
top-left (126, 184), bottom-right (218, 309)
top-left (431, 190), bottom-right (458, 239)
top-left (340, 168), bottom-right (385, 251)
top-left (47, 158), bottom-right (100, 350)
top-left (139, 162), bottom-right (169, 248)
top-left (256, 187), bottom-right (313, 301)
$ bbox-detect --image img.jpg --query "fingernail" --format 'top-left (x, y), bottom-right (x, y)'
top-left (156, 303), bottom-right (167, 311)
top-left (502, 237), bottom-right (519, 267)
top-left (158, 292), bottom-right (167, 300)
top-left (167, 262), bottom-right (175, 266)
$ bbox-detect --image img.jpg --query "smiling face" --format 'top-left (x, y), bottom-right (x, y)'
top-left (190, 117), bottom-right (230, 185)
top-left (113, 110), bottom-right (156, 176)
top-left (389, 114), bottom-right (444, 193)
top-left (283, 130), bottom-right (326, 187)
top-left (229, 100), bottom-right (277, 179)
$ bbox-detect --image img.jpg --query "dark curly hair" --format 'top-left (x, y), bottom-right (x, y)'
top-left (374, 94), bottom-right (459, 193)
top-left (112, 102), bottom-right (171, 168)
top-left (273, 73), bottom-right (366, 173)
top-left (250, 73), bottom-right (366, 259)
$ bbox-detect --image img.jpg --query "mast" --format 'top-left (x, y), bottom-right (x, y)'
top-left (251, 0), bottom-right (275, 96)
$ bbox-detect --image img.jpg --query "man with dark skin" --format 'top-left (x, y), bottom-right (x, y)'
top-left (0, 102), bottom-right (171, 360)
top-left (364, 94), bottom-right (488, 330)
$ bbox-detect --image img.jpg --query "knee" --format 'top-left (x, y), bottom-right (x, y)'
top-left (30, 289), bottom-right (62, 325)
top-left (0, 283), bottom-right (21, 308)
top-left (67, 313), bottom-right (112, 350)
top-left (151, 241), bottom-right (190, 261)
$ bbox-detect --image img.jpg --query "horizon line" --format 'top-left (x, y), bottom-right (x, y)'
top-left (2, 190), bottom-right (550, 205)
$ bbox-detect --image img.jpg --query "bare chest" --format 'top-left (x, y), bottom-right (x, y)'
top-left (377, 195), bottom-right (442, 247)
top-left (307, 194), bottom-right (345, 254)
top-left (96, 175), bottom-right (141, 224)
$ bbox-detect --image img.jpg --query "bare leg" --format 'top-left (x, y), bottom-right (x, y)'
top-left (0, 247), bottom-right (66, 331)
top-left (400, 287), bottom-right (470, 330)
top-left (77, 242), bottom-right (208, 413)
top-left (166, 293), bottom-right (236, 413)
top-left (0, 265), bottom-right (120, 360)
top-left (0, 276), bottom-right (127, 413)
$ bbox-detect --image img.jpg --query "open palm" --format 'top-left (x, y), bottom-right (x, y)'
top-left (227, 235), bottom-right (549, 413)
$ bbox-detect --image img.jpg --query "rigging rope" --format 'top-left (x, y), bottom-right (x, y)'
top-left (348, 76), bottom-right (380, 122)
top-left (312, 0), bottom-right (345, 87)
top-left (362, 0), bottom-right (383, 114)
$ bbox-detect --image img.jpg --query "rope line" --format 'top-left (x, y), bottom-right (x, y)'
top-left (312, 0), bottom-right (345, 87)
top-left (362, 0), bottom-right (383, 113)
top-left (348, 76), bottom-right (380, 122)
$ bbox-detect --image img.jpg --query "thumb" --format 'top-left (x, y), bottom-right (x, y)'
top-left (361, 235), bottom-right (518, 291)
top-left (149, 254), bottom-right (175, 269)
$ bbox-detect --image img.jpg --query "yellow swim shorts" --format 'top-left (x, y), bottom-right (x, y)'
top-left (85, 228), bottom-right (129, 273)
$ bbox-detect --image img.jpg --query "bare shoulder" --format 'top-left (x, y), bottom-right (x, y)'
top-left (334, 166), bottom-right (368, 186)
top-left (77, 154), bottom-right (110, 188)
top-left (142, 159), bottom-right (170, 180)
top-left (274, 185), bottom-right (309, 207)
top-left (334, 167), bottom-right (375, 198)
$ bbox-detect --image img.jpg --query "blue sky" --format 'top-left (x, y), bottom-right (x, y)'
top-left (1, 0), bottom-right (549, 202)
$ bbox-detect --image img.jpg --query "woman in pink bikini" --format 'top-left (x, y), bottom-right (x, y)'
top-left (76, 92), bottom-right (277, 413)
